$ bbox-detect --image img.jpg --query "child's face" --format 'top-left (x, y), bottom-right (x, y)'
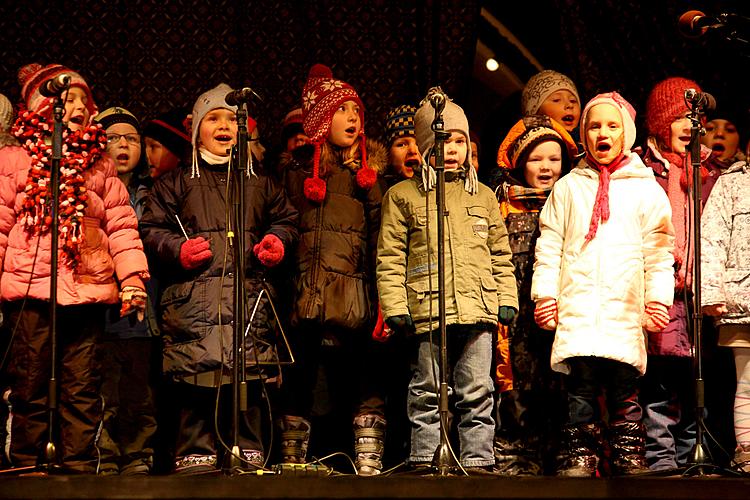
top-left (105, 123), bottom-right (141, 175)
top-left (63, 87), bottom-right (91, 132)
top-left (585, 103), bottom-right (624, 165)
top-left (286, 132), bottom-right (309, 152)
top-left (389, 136), bottom-right (419, 178)
top-left (470, 141), bottom-right (479, 172)
top-left (429, 131), bottom-right (467, 170)
top-left (538, 90), bottom-right (581, 132)
top-left (669, 112), bottom-right (692, 154)
top-left (329, 100), bottom-right (361, 148)
top-left (523, 140), bottom-right (563, 189)
top-left (198, 108), bottom-right (237, 156)
top-left (145, 137), bottom-right (180, 178)
top-left (701, 118), bottom-right (740, 162)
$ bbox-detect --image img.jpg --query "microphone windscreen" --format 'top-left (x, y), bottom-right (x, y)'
top-left (678, 10), bottom-right (707, 37)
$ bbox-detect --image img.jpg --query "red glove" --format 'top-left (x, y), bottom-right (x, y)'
top-left (534, 298), bottom-right (558, 331)
top-left (254, 234), bottom-right (284, 267)
top-left (643, 302), bottom-right (670, 333)
top-left (372, 304), bottom-right (394, 342)
top-left (179, 237), bottom-right (212, 270)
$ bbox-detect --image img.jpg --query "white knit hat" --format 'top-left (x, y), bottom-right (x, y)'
top-left (521, 70), bottom-right (580, 116)
top-left (0, 94), bottom-right (13, 132)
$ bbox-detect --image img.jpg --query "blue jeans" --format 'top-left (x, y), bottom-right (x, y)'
top-left (408, 325), bottom-right (495, 467)
top-left (640, 356), bottom-right (696, 470)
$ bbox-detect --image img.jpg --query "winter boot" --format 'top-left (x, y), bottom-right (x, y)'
top-left (493, 434), bottom-right (542, 476)
top-left (556, 423), bottom-right (602, 477)
top-left (733, 444), bottom-right (750, 473)
top-left (353, 414), bottom-right (386, 476)
top-left (608, 421), bottom-right (650, 475)
top-left (279, 415), bottom-right (311, 464)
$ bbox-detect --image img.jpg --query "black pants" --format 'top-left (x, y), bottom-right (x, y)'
top-left (4, 300), bottom-right (104, 472)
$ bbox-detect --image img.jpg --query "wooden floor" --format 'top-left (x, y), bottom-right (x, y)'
top-left (1, 473), bottom-right (749, 500)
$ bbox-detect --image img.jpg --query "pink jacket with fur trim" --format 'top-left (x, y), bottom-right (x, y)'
top-left (0, 145), bottom-right (149, 305)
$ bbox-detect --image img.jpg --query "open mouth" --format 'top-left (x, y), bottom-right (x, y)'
top-left (405, 159), bottom-right (420, 168)
top-left (712, 143), bottom-right (726, 152)
top-left (596, 143), bottom-right (611, 152)
top-left (116, 153), bottom-right (129, 162)
top-left (561, 114), bottom-right (575, 125)
top-left (679, 135), bottom-right (691, 143)
top-left (214, 134), bottom-right (233, 142)
top-left (345, 126), bottom-right (357, 135)
top-left (68, 115), bottom-right (85, 126)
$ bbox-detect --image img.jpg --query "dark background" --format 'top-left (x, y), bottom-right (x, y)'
top-left (2, 0), bottom-right (748, 161)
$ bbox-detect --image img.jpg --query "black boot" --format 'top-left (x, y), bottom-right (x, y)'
top-left (608, 421), bottom-right (649, 475)
top-left (556, 423), bottom-right (602, 477)
top-left (353, 414), bottom-right (386, 476)
top-left (493, 434), bottom-right (542, 476)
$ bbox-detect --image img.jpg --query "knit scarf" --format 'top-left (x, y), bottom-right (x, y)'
top-left (11, 108), bottom-right (106, 268)
top-left (584, 153), bottom-right (627, 241)
top-left (504, 184), bottom-right (550, 213)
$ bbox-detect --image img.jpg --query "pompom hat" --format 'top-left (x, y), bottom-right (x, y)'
top-left (300, 64), bottom-right (374, 202)
top-left (646, 77), bottom-right (700, 148)
top-left (18, 63), bottom-right (96, 117)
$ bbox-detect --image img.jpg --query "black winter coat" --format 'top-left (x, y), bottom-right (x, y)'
top-left (140, 158), bottom-right (298, 377)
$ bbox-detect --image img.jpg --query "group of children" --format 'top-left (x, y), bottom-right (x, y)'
top-left (0, 60), bottom-right (748, 479)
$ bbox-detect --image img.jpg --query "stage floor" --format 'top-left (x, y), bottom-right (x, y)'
top-left (1, 475), bottom-right (750, 500)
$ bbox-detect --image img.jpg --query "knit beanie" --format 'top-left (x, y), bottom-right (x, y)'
top-left (18, 63), bottom-right (97, 116)
top-left (300, 64), bottom-right (374, 202)
top-left (581, 91), bottom-right (637, 155)
top-left (94, 106), bottom-right (140, 132)
top-left (384, 104), bottom-right (416, 146)
top-left (414, 90), bottom-right (478, 194)
top-left (142, 108), bottom-right (191, 158)
top-left (281, 107), bottom-right (304, 141)
top-left (646, 77), bottom-right (700, 148)
top-left (521, 70), bottom-right (580, 116)
top-left (0, 93), bottom-right (13, 132)
top-left (190, 83), bottom-right (257, 178)
top-left (496, 114), bottom-right (578, 173)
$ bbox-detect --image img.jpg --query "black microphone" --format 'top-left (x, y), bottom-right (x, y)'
top-left (38, 74), bottom-right (72, 97)
top-left (678, 10), bottom-right (732, 37)
top-left (225, 87), bottom-right (261, 107)
top-left (426, 86), bottom-right (447, 114)
top-left (684, 88), bottom-right (717, 112)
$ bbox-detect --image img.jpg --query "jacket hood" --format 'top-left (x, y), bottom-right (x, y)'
top-left (725, 159), bottom-right (750, 175)
top-left (572, 152), bottom-right (654, 181)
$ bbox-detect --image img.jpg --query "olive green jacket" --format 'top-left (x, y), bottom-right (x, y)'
top-left (376, 174), bottom-right (518, 334)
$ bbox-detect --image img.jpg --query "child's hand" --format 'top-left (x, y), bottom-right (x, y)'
top-left (498, 306), bottom-right (517, 326)
top-left (371, 304), bottom-right (394, 342)
top-left (385, 314), bottom-right (415, 337)
top-left (642, 302), bottom-right (670, 332)
top-left (120, 286), bottom-right (148, 321)
top-left (253, 234), bottom-right (284, 267)
top-left (702, 303), bottom-right (727, 317)
top-left (534, 298), bottom-right (558, 330)
top-left (179, 237), bottom-right (212, 270)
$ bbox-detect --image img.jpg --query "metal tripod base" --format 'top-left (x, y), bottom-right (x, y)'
top-left (431, 442), bottom-right (459, 476)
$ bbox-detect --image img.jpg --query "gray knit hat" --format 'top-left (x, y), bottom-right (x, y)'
top-left (521, 70), bottom-right (580, 116)
top-left (190, 83), bottom-right (238, 178)
top-left (414, 88), bottom-right (478, 194)
top-left (0, 93), bottom-right (14, 132)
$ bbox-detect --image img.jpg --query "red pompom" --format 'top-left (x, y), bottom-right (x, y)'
top-left (356, 166), bottom-right (376, 190)
top-left (304, 176), bottom-right (326, 203)
top-left (253, 234), bottom-right (285, 267)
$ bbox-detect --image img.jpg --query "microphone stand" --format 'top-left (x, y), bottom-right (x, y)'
top-left (428, 96), bottom-right (459, 476)
top-left (684, 102), bottom-right (712, 476)
top-left (224, 100), bottom-right (250, 473)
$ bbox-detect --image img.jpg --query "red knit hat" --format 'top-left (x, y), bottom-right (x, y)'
top-left (18, 63), bottom-right (97, 117)
top-left (646, 77), bottom-right (700, 148)
top-left (300, 64), bottom-right (374, 202)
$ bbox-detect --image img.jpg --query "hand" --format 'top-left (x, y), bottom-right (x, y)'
top-left (120, 286), bottom-right (148, 321)
top-left (253, 234), bottom-right (284, 267)
top-left (497, 306), bottom-right (517, 326)
top-left (642, 302), bottom-right (670, 333)
top-left (179, 237), bottom-right (212, 270)
top-left (703, 303), bottom-right (728, 317)
top-left (372, 304), bottom-right (394, 342)
top-left (385, 314), bottom-right (415, 337)
top-left (534, 298), bottom-right (558, 331)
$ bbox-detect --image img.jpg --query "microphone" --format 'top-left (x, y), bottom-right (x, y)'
top-left (684, 88), bottom-right (717, 112)
top-left (225, 87), bottom-right (261, 107)
top-left (38, 74), bottom-right (72, 97)
top-left (426, 86), bottom-right (447, 114)
top-left (678, 10), bottom-right (735, 37)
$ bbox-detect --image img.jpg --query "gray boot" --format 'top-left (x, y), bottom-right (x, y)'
top-left (279, 415), bottom-right (311, 464)
top-left (353, 414), bottom-right (386, 476)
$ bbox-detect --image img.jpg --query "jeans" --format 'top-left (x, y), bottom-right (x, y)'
top-left (408, 325), bottom-right (495, 467)
top-left (640, 355), bottom-right (696, 470)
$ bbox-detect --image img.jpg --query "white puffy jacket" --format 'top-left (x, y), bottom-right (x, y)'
top-left (531, 154), bottom-right (675, 375)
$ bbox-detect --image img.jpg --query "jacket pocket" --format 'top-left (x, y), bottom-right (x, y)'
top-left (160, 280), bottom-right (201, 341)
top-left (406, 279), bottom-right (436, 322)
top-left (467, 206), bottom-right (490, 239)
top-left (479, 275), bottom-right (498, 314)
top-left (724, 268), bottom-right (750, 316)
top-left (76, 224), bottom-right (115, 284)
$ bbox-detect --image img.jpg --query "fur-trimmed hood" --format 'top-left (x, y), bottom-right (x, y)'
top-left (279, 137), bottom-right (387, 177)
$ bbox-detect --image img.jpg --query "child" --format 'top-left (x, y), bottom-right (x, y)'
top-left (142, 108), bottom-right (191, 179)
top-left (492, 115), bottom-right (578, 475)
top-left (280, 107), bottom-right (309, 153)
top-left (276, 64), bottom-right (388, 475)
top-left (139, 83), bottom-right (298, 474)
top-left (700, 136), bottom-right (750, 473)
top-left (532, 92), bottom-right (675, 476)
top-left (377, 92), bottom-right (518, 473)
top-left (521, 70), bottom-right (581, 133)
top-left (0, 63), bottom-right (149, 473)
top-left (639, 77), bottom-right (721, 472)
top-left (93, 107), bottom-right (156, 475)
top-left (701, 109), bottom-right (745, 169)
top-left (382, 104), bottom-right (419, 187)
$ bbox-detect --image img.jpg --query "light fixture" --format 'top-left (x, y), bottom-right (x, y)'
top-left (485, 57), bottom-right (499, 72)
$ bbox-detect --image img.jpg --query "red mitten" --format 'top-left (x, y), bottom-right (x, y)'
top-left (643, 302), bottom-right (670, 333)
top-left (253, 234), bottom-right (284, 267)
top-left (372, 304), bottom-right (394, 342)
top-left (179, 237), bottom-right (212, 270)
top-left (534, 298), bottom-right (558, 331)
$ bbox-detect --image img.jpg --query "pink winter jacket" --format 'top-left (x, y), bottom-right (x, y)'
top-left (0, 145), bottom-right (149, 305)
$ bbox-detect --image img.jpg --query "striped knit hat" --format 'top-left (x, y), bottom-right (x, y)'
top-left (18, 63), bottom-right (96, 116)
top-left (384, 104), bottom-right (416, 146)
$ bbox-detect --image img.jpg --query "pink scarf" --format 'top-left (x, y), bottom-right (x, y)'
top-left (584, 153), bottom-right (628, 241)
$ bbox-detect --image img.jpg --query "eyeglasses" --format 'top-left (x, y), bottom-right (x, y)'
top-left (107, 133), bottom-right (141, 145)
